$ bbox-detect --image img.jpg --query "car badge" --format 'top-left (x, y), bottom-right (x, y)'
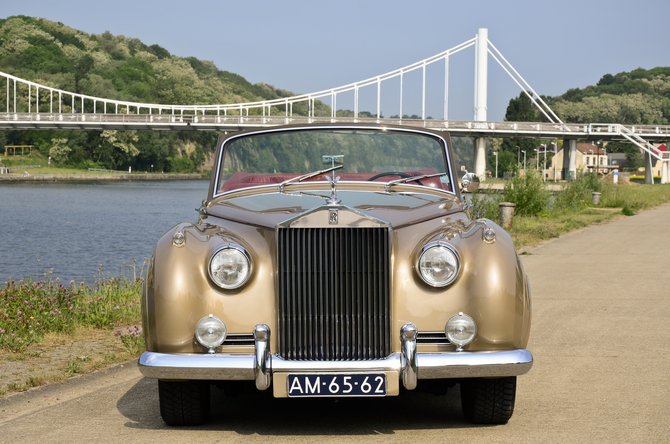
top-left (329, 208), bottom-right (339, 225)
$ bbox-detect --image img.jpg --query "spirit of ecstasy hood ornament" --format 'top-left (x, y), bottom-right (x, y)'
top-left (325, 175), bottom-right (341, 205)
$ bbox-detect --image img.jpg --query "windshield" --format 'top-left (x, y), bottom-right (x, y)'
top-left (216, 128), bottom-right (452, 194)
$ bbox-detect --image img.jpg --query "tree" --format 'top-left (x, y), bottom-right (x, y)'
top-left (605, 141), bottom-right (642, 170)
top-left (490, 92), bottom-right (539, 176)
top-left (95, 131), bottom-right (139, 169)
top-left (504, 92), bottom-right (536, 122)
top-left (74, 54), bottom-right (94, 93)
top-left (49, 138), bottom-right (71, 162)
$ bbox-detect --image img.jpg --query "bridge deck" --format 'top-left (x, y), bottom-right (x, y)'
top-left (2, 113), bottom-right (670, 143)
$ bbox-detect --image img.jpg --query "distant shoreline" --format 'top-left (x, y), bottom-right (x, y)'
top-left (0, 173), bottom-right (210, 182)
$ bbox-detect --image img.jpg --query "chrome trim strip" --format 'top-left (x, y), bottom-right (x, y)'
top-left (271, 354), bottom-right (402, 373)
top-left (401, 324), bottom-right (418, 390)
top-left (253, 324), bottom-right (272, 390)
top-left (214, 181), bottom-right (453, 203)
top-left (417, 349), bottom-right (534, 379)
top-left (212, 125), bottom-right (456, 199)
top-left (416, 331), bottom-right (451, 345)
top-left (138, 352), bottom-right (255, 380)
top-left (138, 349), bottom-right (532, 381)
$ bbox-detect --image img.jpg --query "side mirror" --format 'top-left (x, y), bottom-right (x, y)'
top-left (460, 172), bottom-right (480, 193)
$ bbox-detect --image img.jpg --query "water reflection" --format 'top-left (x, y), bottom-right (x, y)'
top-left (0, 180), bottom-right (209, 282)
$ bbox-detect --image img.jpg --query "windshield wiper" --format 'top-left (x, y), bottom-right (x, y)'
top-left (384, 172), bottom-right (446, 192)
top-left (278, 165), bottom-right (343, 192)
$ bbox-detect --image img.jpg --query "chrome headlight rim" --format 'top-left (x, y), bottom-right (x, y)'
top-left (416, 241), bottom-right (461, 287)
top-left (208, 244), bottom-right (252, 290)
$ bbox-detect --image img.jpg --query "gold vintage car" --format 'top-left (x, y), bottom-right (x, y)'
top-left (139, 124), bottom-right (533, 426)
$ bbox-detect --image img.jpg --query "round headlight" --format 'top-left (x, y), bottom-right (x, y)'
top-left (445, 312), bottom-right (477, 349)
top-left (417, 242), bottom-right (460, 287)
top-left (209, 245), bottom-right (251, 289)
top-left (195, 314), bottom-right (227, 350)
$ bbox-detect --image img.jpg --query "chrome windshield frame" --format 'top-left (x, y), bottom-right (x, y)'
top-left (212, 125), bottom-right (456, 200)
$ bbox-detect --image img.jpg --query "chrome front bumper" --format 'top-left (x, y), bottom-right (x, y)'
top-left (138, 324), bottom-right (533, 392)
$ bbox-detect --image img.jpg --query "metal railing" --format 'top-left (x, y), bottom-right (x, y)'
top-left (1, 112), bottom-right (669, 142)
top-left (8, 164), bottom-right (40, 170)
top-left (87, 168), bottom-right (128, 173)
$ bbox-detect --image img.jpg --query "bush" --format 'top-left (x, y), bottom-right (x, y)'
top-left (555, 172), bottom-right (602, 210)
top-left (166, 156), bottom-right (195, 173)
top-left (470, 190), bottom-right (503, 220)
top-left (503, 170), bottom-right (550, 216)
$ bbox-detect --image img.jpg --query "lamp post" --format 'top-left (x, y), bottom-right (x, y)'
top-left (522, 150), bottom-right (526, 172)
top-left (551, 142), bottom-right (557, 182)
top-left (493, 151), bottom-right (498, 179)
top-left (516, 145), bottom-right (520, 171)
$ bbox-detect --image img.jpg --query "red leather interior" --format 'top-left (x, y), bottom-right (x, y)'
top-left (220, 168), bottom-right (451, 192)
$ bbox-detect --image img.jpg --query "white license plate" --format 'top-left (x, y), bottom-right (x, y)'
top-left (287, 373), bottom-right (387, 397)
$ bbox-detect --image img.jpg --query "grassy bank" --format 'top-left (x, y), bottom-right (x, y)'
top-left (1, 153), bottom-right (210, 176)
top-left (0, 270), bottom-right (144, 396)
top-left (472, 172), bottom-right (670, 248)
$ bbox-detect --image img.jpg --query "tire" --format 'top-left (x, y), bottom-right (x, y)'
top-left (460, 376), bottom-right (516, 424)
top-left (158, 380), bottom-right (210, 426)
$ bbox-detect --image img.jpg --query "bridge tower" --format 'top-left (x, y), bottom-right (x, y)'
top-left (473, 28), bottom-right (488, 178)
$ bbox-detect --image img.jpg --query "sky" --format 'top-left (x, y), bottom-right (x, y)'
top-left (2, 0), bottom-right (669, 121)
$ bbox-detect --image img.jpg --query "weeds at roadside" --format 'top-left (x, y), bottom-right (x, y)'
top-left (26, 374), bottom-right (43, 387)
top-left (65, 359), bottom-right (81, 374)
top-left (115, 326), bottom-right (144, 355)
top-left (7, 381), bottom-right (25, 392)
top-left (0, 262), bottom-right (145, 352)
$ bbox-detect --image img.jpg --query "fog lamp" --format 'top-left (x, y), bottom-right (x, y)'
top-left (445, 312), bottom-right (476, 351)
top-left (195, 314), bottom-right (227, 352)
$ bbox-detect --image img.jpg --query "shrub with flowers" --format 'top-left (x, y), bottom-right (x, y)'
top-left (115, 325), bottom-right (144, 355)
top-left (0, 275), bottom-right (142, 352)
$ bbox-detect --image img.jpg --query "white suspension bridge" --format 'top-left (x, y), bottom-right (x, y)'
top-left (1, 29), bottom-right (669, 182)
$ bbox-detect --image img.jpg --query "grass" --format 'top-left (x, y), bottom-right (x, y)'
top-left (497, 179), bottom-right (670, 248)
top-left (0, 263), bottom-right (146, 396)
top-left (0, 267), bottom-right (143, 352)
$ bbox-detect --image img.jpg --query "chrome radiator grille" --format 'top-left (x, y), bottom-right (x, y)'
top-left (277, 227), bottom-right (391, 361)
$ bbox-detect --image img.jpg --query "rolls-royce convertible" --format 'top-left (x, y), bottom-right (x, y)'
top-left (139, 124), bottom-right (533, 426)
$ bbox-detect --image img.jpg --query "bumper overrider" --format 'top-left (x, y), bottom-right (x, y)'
top-left (139, 324), bottom-right (533, 397)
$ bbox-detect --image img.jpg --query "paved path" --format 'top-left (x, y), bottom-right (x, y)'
top-left (1, 205), bottom-right (669, 443)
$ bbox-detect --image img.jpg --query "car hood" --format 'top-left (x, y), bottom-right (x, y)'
top-left (206, 189), bottom-right (462, 229)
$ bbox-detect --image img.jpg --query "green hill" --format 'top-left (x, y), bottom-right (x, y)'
top-left (546, 67), bottom-right (670, 125)
top-left (0, 15), bottom-right (331, 172)
top-left (0, 15), bottom-right (306, 108)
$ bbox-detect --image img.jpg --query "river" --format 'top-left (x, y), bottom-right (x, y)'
top-left (0, 180), bottom-right (209, 283)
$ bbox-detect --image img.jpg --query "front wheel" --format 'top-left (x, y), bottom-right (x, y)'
top-left (460, 376), bottom-right (516, 424)
top-left (158, 380), bottom-right (210, 426)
